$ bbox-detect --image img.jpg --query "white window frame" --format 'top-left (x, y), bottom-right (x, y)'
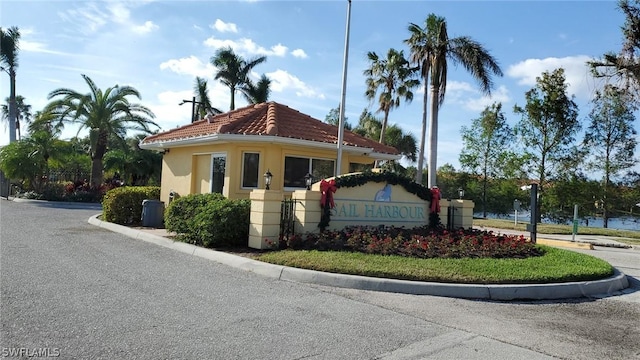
top-left (240, 152), bottom-right (261, 189)
top-left (210, 152), bottom-right (227, 194)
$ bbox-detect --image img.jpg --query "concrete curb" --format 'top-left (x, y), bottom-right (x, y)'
top-left (88, 214), bottom-right (631, 300)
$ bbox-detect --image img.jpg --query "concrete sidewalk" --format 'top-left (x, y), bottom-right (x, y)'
top-left (474, 226), bottom-right (639, 250)
top-left (88, 214), bottom-right (632, 301)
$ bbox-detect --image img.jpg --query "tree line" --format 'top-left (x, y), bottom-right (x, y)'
top-left (3, 1), bottom-right (640, 227)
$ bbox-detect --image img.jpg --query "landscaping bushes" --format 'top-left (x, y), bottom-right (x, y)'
top-left (281, 226), bottom-right (543, 259)
top-left (102, 186), bottom-right (160, 225)
top-left (165, 193), bottom-right (250, 248)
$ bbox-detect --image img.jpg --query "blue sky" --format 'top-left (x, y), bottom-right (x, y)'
top-left (1, 0), bottom-right (628, 172)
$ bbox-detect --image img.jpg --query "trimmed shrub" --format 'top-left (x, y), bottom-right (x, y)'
top-left (165, 194), bottom-right (250, 248)
top-left (102, 186), bottom-right (161, 225)
top-left (164, 193), bottom-right (226, 235)
top-left (40, 182), bottom-right (68, 201)
top-left (193, 198), bottom-right (251, 248)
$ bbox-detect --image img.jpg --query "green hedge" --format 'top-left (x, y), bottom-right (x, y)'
top-left (102, 186), bottom-right (161, 225)
top-left (165, 193), bottom-right (250, 248)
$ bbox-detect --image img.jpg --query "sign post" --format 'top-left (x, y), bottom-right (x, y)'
top-left (513, 199), bottom-right (521, 226)
top-left (572, 204), bottom-right (578, 241)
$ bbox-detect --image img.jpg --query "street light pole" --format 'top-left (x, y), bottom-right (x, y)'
top-left (179, 96), bottom-right (206, 123)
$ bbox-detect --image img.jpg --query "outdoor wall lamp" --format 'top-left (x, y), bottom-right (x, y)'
top-left (458, 187), bottom-right (464, 199)
top-left (264, 169), bottom-right (273, 190)
top-left (304, 172), bottom-right (313, 190)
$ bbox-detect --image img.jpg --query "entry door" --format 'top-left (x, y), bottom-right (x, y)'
top-left (211, 153), bottom-right (226, 194)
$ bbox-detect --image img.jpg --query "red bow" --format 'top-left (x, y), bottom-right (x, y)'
top-left (320, 179), bottom-right (337, 209)
top-left (430, 187), bottom-right (441, 214)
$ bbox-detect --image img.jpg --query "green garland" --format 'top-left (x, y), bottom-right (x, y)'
top-left (334, 171), bottom-right (432, 201)
top-left (318, 171), bottom-right (433, 230)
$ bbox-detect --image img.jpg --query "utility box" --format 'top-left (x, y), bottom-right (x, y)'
top-left (141, 199), bottom-right (165, 228)
top-left (0, 170), bottom-right (9, 198)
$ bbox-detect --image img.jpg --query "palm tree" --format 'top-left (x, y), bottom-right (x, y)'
top-left (0, 26), bottom-right (20, 143)
top-left (405, 14), bottom-right (503, 187)
top-left (2, 95), bottom-right (32, 140)
top-left (241, 74), bottom-right (272, 104)
top-left (353, 109), bottom-right (417, 164)
top-left (210, 47), bottom-right (267, 111)
top-left (44, 74), bottom-right (158, 188)
top-left (363, 48), bottom-right (419, 145)
top-left (193, 77), bottom-right (222, 121)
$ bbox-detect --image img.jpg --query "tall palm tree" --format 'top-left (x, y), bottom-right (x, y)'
top-left (363, 48), bottom-right (419, 145)
top-left (241, 74), bottom-right (272, 104)
top-left (210, 47), bottom-right (267, 111)
top-left (405, 14), bottom-right (503, 187)
top-left (193, 77), bottom-right (221, 121)
top-left (0, 26), bottom-right (20, 143)
top-left (2, 95), bottom-right (32, 140)
top-left (44, 74), bottom-right (158, 188)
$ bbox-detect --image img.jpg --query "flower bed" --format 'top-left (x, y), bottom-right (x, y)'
top-left (280, 226), bottom-right (543, 259)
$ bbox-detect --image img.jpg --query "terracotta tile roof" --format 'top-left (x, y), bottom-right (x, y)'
top-left (142, 102), bottom-right (399, 155)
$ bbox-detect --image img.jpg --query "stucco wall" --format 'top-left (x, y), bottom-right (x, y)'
top-left (158, 141), bottom-right (377, 204)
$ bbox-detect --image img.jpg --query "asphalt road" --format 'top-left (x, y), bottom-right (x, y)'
top-left (1, 199), bottom-right (639, 360)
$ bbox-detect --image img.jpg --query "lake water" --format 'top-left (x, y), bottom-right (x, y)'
top-left (476, 212), bottom-right (640, 232)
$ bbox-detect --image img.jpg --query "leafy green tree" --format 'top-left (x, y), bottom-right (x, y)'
top-left (45, 74), bottom-right (158, 188)
top-left (104, 134), bottom-right (162, 186)
top-left (211, 47), bottom-right (267, 111)
top-left (543, 175), bottom-right (602, 223)
top-left (0, 140), bottom-right (40, 191)
top-left (589, 0), bottom-right (640, 99)
top-left (460, 103), bottom-right (520, 217)
top-left (583, 85), bottom-right (638, 227)
top-left (352, 109), bottom-right (417, 166)
top-left (2, 95), bottom-right (32, 140)
top-left (0, 26), bottom-right (20, 143)
top-left (324, 105), bottom-right (352, 130)
top-left (363, 48), bottom-right (418, 145)
top-left (514, 68), bottom-right (581, 222)
top-left (193, 77), bottom-right (221, 122)
top-left (405, 14), bottom-right (503, 187)
top-left (352, 109), bottom-right (417, 175)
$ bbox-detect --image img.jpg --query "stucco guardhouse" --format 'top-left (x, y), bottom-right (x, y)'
top-left (139, 101), bottom-right (402, 204)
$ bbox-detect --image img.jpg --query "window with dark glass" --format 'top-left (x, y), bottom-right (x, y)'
top-left (211, 155), bottom-right (226, 194)
top-left (242, 152), bottom-right (260, 188)
top-left (284, 156), bottom-right (335, 188)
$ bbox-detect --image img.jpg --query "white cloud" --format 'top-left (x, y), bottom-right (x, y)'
top-left (132, 20), bottom-right (159, 34)
top-left (203, 36), bottom-right (288, 57)
top-left (463, 85), bottom-right (511, 112)
top-left (443, 81), bottom-right (511, 112)
top-left (159, 56), bottom-right (215, 78)
top-left (266, 69), bottom-right (325, 99)
top-left (20, 40), bottom-right (70, 56)
top-left (58, 3), bottom-right (109, 34)
top-left (108, 2), bottom-right (131, 24)
top-left (291, 49), bottom-right (308, 59)
top-left (150, 90), bottom-right (196, 130)
top-left (506, 55), bottom-right (598, 100)
top-left (58, 1), bottom-right (158, 36)
top-left (211, 19), bottom-right (238, 33)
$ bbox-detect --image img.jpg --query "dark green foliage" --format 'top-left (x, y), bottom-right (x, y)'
top-left (164, 193), bottom-right (225, 234)
top-left (102, 186), bottom-right (160, 225)
top-left (335, 170), bottom-right (432, 201)
top-left (164, 193), bottom-right (250, 248)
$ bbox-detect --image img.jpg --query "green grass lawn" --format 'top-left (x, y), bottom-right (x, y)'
top-left (474, 218), bottom-right (640, 246)
top-left (255, 245), bottom-right (614, 284)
